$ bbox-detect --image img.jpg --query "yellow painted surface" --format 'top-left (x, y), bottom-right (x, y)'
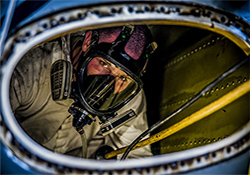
top-left (105, 80), bottom-right (250, 159)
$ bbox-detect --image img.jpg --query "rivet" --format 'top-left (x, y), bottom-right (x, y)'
top-left (160, 6), bottom-right (165, 13)
top-left (220, 16), bottom-right (226, 23)
top-left (128, 6), bottom-right (134, 13)
top-left (170, 162), bottom-right (177, 168)
top-left (77, 13), bottom-right (84, 19)
top-left (25, 31), bottom-right (31, 37)
top-left (59, 16), bottom-right (66, 22)
top-left (164, 164), bottom-right (168, 171)
top-left (111, 8), bottom-right (117, 14)
top-left (51, 20), bottom-right (57, 26)
top-left (226, 147), bottom-right (231, 153)
top-left (204, 154), bottom-right (209, 159)
top-left (194, 9), bottom-right (200, 14)
top-left (212, 152), bottom-right (216, 158)
top-left (196, 157), bottom-right (201, 163)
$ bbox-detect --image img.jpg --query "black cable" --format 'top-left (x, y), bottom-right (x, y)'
top-left (120, 57), bottom-right (249, 160)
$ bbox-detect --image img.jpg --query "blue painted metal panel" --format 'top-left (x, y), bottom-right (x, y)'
top-left (1, 143), bottom-right (34, 174)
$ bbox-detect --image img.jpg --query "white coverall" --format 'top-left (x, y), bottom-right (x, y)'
top-left (9, 39), bottom-right (152, 159)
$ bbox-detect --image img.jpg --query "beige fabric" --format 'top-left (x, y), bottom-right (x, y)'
top-left (105, 89), bottom-right (152, 159)
top-left (10, 39), bottom-right (152, 159)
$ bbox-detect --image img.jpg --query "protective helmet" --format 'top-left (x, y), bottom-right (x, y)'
top-left (52, 25), bottom-right (157, 134)
top-left (74, 25), bottom-right (158, 118)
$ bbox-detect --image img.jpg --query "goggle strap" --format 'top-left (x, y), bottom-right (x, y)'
top-left (139, 42), bottom-right (158, 76)
top-left (144, 42), bottom-right (158, 58)
top-left (90, 30), bottom-right (99, 47)
top-left (112, 24), bottom-right (135, 48)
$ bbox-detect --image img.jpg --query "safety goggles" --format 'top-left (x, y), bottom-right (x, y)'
top-left (76, 51), bottom-right (143, 117)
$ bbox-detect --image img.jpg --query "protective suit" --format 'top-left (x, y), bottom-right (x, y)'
top-left (9, 38), bottom-right (152, 159)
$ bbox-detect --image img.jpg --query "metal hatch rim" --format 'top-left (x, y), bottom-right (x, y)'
top-left (0, 1), bottom-right (249, 173)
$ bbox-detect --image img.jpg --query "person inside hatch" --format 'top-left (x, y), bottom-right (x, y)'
top-left (10, 24), bottom-right (157, 159)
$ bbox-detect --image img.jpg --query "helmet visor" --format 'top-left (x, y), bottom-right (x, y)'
top-left (78, 55), bottom-right (142, 114)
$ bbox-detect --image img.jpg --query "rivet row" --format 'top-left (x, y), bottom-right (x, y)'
top-left (166, 37), bottom-right (224, 68)
top-left (161, 77), bottom-right (247, 110)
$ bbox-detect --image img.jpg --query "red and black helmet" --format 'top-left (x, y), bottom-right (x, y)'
top-left (88, 25), bottom-right (158, 77)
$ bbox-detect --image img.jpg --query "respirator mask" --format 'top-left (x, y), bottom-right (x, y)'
top-left (51, 25), bottom-right (157, 135)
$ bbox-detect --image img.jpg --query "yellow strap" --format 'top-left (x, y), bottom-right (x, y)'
top-left (105, 79), bottom-right (250, 159)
